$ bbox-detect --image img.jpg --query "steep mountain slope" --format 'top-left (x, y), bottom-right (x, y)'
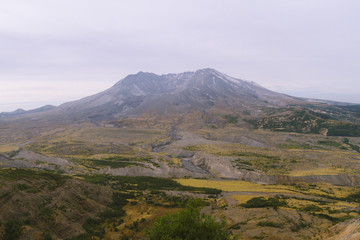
top-left (52, 68), bottom-right (299, 121)
top-left (1, 68), bottom-right (358, 128)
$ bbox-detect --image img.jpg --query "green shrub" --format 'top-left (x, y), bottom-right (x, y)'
top-left (42, 232), bottom-right (53, 240)
top-left (83, 218), bottom-right (104, 237)
top-left (344, 191), bottom-right (360, 203)
top-left (222, 115), bottom-right (238, 124)
top-left (300, 204), bottom-right (323, 212)
top-left (3, 220), bottom-right (23, 240)
top-left (242, 197), bottom-right (287, 209)
top-left (147, 199), bottom-right (230, 240)
top-left (318, 141), bottom-right (342, 148)
top-left (257, 220), bottom-right (283, 228)
top-left (65, 233), bottom-right (94, 240)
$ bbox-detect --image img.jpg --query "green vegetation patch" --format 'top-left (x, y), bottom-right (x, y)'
top-left (15, 183), bottom-right (41, 193)
top-left (147, 199), bottom-right (230, 240)
top-left (327, 124), bottom-right (360, 137)
top-left (184, 144), bottom-right (302, 174)
top-left (81, 192), bottom-right (129, 238)
top-left (69, 176), bottom-right (220, 239)
top-left (343, 138), bottom-right (360, 153)
top-left (241, 197), bottom-right (287, 209)
top-left (0, 169), bottom-right (68, 188)
top-left (86, 159), bottom-right (145, 168)
top-left (231, 159), bottom-right (255, 171)
top-left (231, 155), bottom-right (290, 174)
top-left (278, 141), bottom-right (323, 150)
top-left (222, 114), bottom-right (238, 124)
top-left (248, 108), bottom-right (360, 137)
top-left (3, 220), bottom-right (23, 240)
top-left (300, 204), bottom-right (323, 213)
top-left (73, 155), bottom-right (157, 169)
top-left (257, 220), bottom-right (283, 228)
top-left (80, 174), bottom-right (221, 194)
top-left (183, 145), bottom-right (202, 151)
top-left (318, 140), bottom-right (343, 148)
top-left (344, 191), bottom-right (360, 203)
top-left (27, 141), bottom-right (134, 157)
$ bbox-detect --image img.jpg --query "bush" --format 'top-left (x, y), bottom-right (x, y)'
top-left (257, 220), bottom-right (283, 228)
top-left (147, 199), bottom-right (230, 240)
top-left (42, 232), bottom-right (53, 240)
top-left (222, 115), bottom-right (238, 124)
top-left (65, 233), bottom-right (94, 240)
top-left (83, 218), bottom-right (104, 237)
top-left (241, 197), bottom-right (287, 209)
top-left (3, 220), bottom-right (23, 240)
top-left (344, 191), bottom-right (360, 203)
top-left (301, 204), bottom-right (323, 212)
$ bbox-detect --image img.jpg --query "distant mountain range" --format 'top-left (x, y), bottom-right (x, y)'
top-left (0, 105), bottom-right (56, 118)
top-left (0, 69), bottom-right (344, 117)
top-left (1, 68), bottom-right (359, 135)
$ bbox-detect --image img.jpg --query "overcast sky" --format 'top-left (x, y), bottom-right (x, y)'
top-left (1, 0), bottom-right (359, 112)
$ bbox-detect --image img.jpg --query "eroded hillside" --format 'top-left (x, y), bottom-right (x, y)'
top-left (1, 69), bottom-right (360, 239)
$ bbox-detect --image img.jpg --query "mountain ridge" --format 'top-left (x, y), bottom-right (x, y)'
top-left (0, 105), bottom-right (56, 119)
top-left (0, 68), bottom-right (359, 124)
top-left (1, 69), bottom-right (360, 240)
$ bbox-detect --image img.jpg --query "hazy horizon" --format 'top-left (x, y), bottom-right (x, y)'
top-left (1, 68), bottom-right (360, 113)
top-left (1, 0), bottom-right (360, 112)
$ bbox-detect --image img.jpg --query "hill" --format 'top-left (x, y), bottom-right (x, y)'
top-left (1, 69), bottom-right (360, 239)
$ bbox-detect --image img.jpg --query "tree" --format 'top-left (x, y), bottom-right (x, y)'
top-left (147, 199), bottom-right (230, 240)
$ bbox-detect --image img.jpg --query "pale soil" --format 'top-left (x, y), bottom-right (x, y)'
top-left (319, 217), bottom-right (360, 240)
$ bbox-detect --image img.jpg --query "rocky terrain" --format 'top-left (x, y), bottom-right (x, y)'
top-left (1, 69), bottom-right (360, 239)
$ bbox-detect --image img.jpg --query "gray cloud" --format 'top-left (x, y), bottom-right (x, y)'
top-left (0, 0), bottom-right (359, 111)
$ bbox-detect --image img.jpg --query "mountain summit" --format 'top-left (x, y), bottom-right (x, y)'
top-left (55, 68), bottom-right (297, 120)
